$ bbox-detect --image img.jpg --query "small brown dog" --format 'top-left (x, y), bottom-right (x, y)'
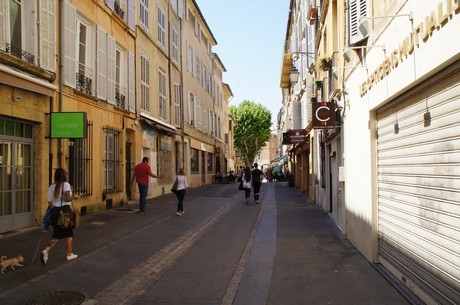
top-left (1, 255), bottom-right (25, 274)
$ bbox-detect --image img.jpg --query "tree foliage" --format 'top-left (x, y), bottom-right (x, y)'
top-left (229, 100), bottom-right (272, 166)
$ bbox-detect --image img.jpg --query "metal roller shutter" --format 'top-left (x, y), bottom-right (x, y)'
top-left (376, 64), bottom-right (460, 305)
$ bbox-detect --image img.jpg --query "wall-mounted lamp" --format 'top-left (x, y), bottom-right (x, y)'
top-left (290, 66), bottom-right (300, 84)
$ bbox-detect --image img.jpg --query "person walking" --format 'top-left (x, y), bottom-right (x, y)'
top-left (130, 157), bottom-right (163, 214)
top-left (251, 163), bottom-right (264, 204)
top-left (172, 168), bottom-right (188, 216)
top-left (242, 167), bottom-right (252, 204)
top-left (41, 168), bottom-right (80, 264)
top-left (238, 166), bottom-right (244, 182)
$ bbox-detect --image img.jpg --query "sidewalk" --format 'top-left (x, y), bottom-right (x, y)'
top-left (0, 182), bottom-right (418, 305)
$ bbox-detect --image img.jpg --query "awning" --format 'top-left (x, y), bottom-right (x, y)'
top-left (270, 155), bottom-right (286, 164)
top-left (280, 53), bottom-right (293, 89)
top-left (140, 116), bottom-right (176, 135)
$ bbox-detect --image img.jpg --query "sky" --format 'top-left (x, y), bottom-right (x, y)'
top-left (195, 1), bottom-right (290, 125)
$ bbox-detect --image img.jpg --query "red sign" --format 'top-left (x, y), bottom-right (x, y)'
top-left (313, 102), bottom-right (336, 129)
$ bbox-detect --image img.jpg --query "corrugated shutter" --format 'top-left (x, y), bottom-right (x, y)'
top-left (376, 66), bottom-right (460, 304)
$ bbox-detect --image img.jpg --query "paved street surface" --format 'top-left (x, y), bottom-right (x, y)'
top-left (0, 182), bottom-right (413, 305)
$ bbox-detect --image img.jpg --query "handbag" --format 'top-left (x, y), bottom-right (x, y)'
top-left (171, 176), bottom-right (178, 192)
top-left (57, 210), bottom-right (80, 229)
top-left (56, 185), bottom-right (80, 229)
top-left (239, 180), bottom-right (244, 190)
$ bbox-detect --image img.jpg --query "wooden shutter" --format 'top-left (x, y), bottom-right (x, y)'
top-left (39, 0), bottom-right (56, 72)
top-left (128, 52), bottom-right (135, 112)
top-left (348, 0), bottom-right (368, 45)
top-left (128, 0), bottom-right (135, 30)
top-left (105, 0), bottom-right (115, 11)
top-left (97, 26), bottom-right (107, 100)
top-left (106, 35), bottom-right (116, 105)
top-left (63, 0), bottom-right (76, 88)
top-left (0, 0), bottom-right (5, 51)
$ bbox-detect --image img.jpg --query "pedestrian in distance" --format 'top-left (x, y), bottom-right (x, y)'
top-left (238, 166), bottom-right (244, 182)
top-left (172, 168), bottom-right (188, 216)
top-left (242, 167), bottom-right (252, 204)
top-left (41, 168), bottom-right (80, 265)
top-left (251, 163), bottom-right (264, 204)
top-left (130, 157), bottom-right (164, 214)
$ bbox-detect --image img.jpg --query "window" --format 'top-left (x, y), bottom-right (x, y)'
top-left (187, 44), bottom-right (194, 74)
top-left (115, 46), bottom-right (126, 109)
top-left (68, 121), bottom-right (93, 197)
top-left (104, 127), bottom-right (122, 193)
top-left (158, 69), bottom-right (167, 119)
top-left (140, 0), bottom-right (149, 28)
top-left (140, 55), bottom-right (150, 111)
top-left (207, 153), bottom-right (213, 172)
top-left (188, 92), bottom-right (195, 125)
top-left (171, 27), bottom-right (178, 62)
top-left (190, 148), bottom-right (199, 173)
top-left (76, 18), bottom-right (94, 95)
top-left (157, 6), bottom-right (165, 47)
top-left (174, 83), bottom-right (181, 126)
top-left (106, 0), bottom-right (135, 30)
top-left (195, 57), bottom-right (201, 81)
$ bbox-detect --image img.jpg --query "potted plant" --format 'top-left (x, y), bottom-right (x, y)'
top-left (317, 55), bottom-right (332, 71)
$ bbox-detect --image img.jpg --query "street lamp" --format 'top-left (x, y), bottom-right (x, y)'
top-left (289, 66), bottom-right (300, 84)
top-left (289, 51), bottom-right (315, 85)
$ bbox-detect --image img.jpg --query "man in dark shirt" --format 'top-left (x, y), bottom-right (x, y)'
top-left (251, 163), bottom-right (264, 204)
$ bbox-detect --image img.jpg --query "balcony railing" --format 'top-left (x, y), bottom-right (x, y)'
top-left (5, 43), bottom-right (35, 64)
top-left (115, 90), bottom-right (126, 109)
top-left (114, 1), bottom-right (125, 19)
top-left (76, 72), bottom-right (92, 95)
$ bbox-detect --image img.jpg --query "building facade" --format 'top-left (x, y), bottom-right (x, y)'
top-left (280, 0), bottom-right (460, 303)
top-left (0, 0), bottom-right (233, 234)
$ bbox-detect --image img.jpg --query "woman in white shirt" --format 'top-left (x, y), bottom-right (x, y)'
top-left (242, 167), bottom-right (252, 204)
top-left (172, 168), bottom-right (188, 216)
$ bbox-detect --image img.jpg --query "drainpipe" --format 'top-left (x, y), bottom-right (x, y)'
top-left (57, 0), bottom-right (64, 167)
top-left (179, 11), bottom-right (185, 170)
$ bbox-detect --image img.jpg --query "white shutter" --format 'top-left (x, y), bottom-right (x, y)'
top-left (106, 35), bottom-right (116, 105)
top-left (128, 0), bottom-right (135, 30)
top-left (178, 0), bottom-right (183, 19)
top-left (39, 0), bottom-right (56, 72)
top-left (0, 0), bottom-right (5, 51)
top-left (377, 69), bottom-right (460, 304)
top-left (105, 0), bottom-right (115, 11)
top-left (63, 0), bottom-right (77, 88)
top-left (97, 26), bottom-right (107, 100)
top-left (128, 52), bottom-right (135, 112)
top-left (348, 0), bottom-right (368, 45)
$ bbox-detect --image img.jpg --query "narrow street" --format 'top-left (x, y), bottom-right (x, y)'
top-left (0, 182), bottom-right (411, 305)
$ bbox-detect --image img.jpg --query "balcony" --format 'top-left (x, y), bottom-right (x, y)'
top-left (5, 43), bottom-right (34, 64)
top-left (115, 90), bottom-right (126, 109)
top-left (76, 72), bottom-right (92, 95)
top-left (114, 1), bottom-right (125, 19)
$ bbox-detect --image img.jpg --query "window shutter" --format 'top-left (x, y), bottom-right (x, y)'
top-left (349, 0), bottom-right (368, 45)
top-left (105, 0), bottom-right (115, 11)
top-left (97, 26), bottom-right (107, 100)
top-left (39, 0), bottom-right (56, 72)
top-left (178, 0), bottom-right (183, 19)
top-left (63, 0), bottom-right (77, 88)
top-left (128, 0), bottom-right (135, 30)
top-left (0, 0), bottom-right (5, 51)
top-left (106, 35), bottom-right (116, 105)
top-left (128, 52), bottom-right (135, 112)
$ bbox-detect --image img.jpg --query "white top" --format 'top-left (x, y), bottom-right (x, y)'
top-left (48, 182), bottom-right (72, 207)
top-left (174, 175), bottom-right (188, 191)
top-left (242, 176), bottom-right (252, 189)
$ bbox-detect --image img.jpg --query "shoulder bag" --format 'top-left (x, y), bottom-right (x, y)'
top-left (171, 176), bottom-right (178, 193)
top-left (57, 185), bottom-right (80, 229)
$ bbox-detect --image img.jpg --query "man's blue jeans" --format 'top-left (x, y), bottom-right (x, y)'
top-left (137, 183), bottom-right (148, 213)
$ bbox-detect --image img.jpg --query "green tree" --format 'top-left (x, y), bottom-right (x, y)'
top-left (230, 100), bottom-right (272, 166)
